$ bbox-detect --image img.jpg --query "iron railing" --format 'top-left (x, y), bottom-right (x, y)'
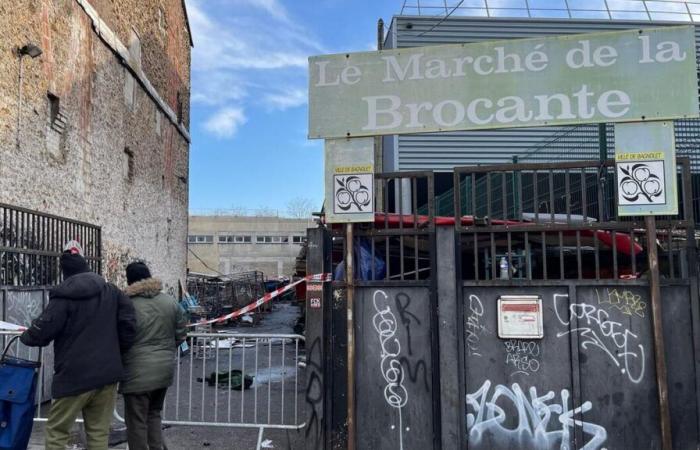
top-left (1, 330), bottom-right (305, 450)
top-left (330, 172), bottom-right (436, 283)
top-left (0, 203), bottom-right (101, 286)
top-left (454, 158), bottom-right (696, 281)
top-left (400, 0), bottom-right (700, 22)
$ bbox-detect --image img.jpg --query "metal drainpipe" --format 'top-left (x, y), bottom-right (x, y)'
top-left (16, 53), bottom-right (25, 151)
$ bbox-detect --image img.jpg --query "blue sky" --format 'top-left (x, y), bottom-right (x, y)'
top-left (185, 0), bottom-right (399, 215)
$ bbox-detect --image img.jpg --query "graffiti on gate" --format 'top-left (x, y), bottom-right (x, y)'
top-left (372, 290), bottom-right (409, 449)
top-left (595, 288), bottom-right (646, 318)
top-left (553, 293), bottom-right (645, 384)
top-left (466, 380), bottom-right (608, 450)
top-left (466, 294), bottom-right (487, 358)
top-left (305, 336), bottom-right (323, 449)
top-left (504, 340), bottom-right (541, 377)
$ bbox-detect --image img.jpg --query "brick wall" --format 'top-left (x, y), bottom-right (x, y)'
top-left (0, 0), bottom-right (191, 292)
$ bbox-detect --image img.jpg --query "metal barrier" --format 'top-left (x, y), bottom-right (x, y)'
top-left (1, 331), bottom-right (306, 450)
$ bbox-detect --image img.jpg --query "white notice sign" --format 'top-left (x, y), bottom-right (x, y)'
top-left (324, 138), bottom-right (375, 223)
top-left (498, 296), bottom-right (543, 339)
top-left (615, 121), bottom-right (678, 216)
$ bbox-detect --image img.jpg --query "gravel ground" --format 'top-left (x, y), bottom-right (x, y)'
top-left (28, 301), bottom-right (307, 450)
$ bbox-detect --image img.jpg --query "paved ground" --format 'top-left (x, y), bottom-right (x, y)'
top-left (28, 300), bottom-right (307, 450)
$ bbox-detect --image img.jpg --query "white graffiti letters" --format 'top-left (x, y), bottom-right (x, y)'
top-left (466, 294), bottom-right (487, 357)
top-left (372, 290), bottom-right (407, 449)
top-left (466, 380), bottom-right (608, 450)
top-left (553, 294), bottom-right (645, 384)
top-left (504, 339), bottom-right (541, 377)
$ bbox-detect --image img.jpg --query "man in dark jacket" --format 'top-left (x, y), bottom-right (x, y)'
top-left (121, 261), bottom-right (186, 450)
top-left (20, 241), bottom-right (137, 450)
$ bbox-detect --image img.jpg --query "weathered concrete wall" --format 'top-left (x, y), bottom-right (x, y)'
top-left (0, 0), bottom-right (191, 292)
top-left (188, 216), bottom-right (313, 277)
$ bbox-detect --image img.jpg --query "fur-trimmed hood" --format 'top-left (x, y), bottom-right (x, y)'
top-left (125, 277), bottom-right (163, 298)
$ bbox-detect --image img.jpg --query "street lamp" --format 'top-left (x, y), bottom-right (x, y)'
top-left (16, 43), bottom-right (43, 150)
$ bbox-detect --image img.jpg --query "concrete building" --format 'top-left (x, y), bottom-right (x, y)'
top-left (187, 216), bottom-right (313, 278)
top-left (0, 0), bottom-right (192, 290)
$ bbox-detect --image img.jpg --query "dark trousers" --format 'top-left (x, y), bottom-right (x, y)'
top-left (123, 388), bottom-right (168, 450)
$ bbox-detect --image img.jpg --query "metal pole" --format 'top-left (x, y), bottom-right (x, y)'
top-left (598, 123), bottom-right (608, 221)
top-left (645, 215), bottom-right (673, 450)
top-left (345, 222), bottom-right (355, 450)
top-left (375, 19), bottom-right (384, 211)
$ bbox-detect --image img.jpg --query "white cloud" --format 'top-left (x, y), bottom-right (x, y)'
top-left (263, 88), bottom-right (307, 110)
top-left (185, 0), bottom-right (323, 135)
top-left (204, 107), bottom-right (247, 138)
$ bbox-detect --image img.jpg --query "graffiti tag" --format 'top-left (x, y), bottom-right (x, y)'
top-left (553, 293), bottom-right (645, 384)
top-left (504, 339), bottom-right (541, 377)
top-left (372, 290), bottom-right (408, 449)
top-left (595, 288), bottom-right (646, 318)
top-left (466, 380), bottom-right (608, 450)
top-left (466, 294), bottom-right (487, 357)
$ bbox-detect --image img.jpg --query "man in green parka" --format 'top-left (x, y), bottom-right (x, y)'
top-left (120, 261), bottom-right (187, 450)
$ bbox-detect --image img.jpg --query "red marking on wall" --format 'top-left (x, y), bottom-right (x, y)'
top-left (501, 304), bottom-right (539, 313)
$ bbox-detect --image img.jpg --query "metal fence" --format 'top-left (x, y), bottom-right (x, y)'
top-left (1, 331), bottom-right (305, 450)
top-left (0, 203), bottom-right (101, 286)
top-left (454, 158), bottom-right (696, 281)
top-left (330, 172), bottom-right (436, 283)
top-left (186, 272), bottom-right (267, 319)
top-left (400, 0), bottom-right (700, 22)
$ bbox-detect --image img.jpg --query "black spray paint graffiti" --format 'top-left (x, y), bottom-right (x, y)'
top-left (466, 380), bottom-right (608, 450)
top-left (394, 292), bottom-right (429, 392)
top-left (466, 294), bottom-right (487, 357)
top-left (305, 336), bottom-right (323, 449)
top-left (553, 293), bottom-right (645, 384)
top-left (504, 340), bottom-right (541, 377)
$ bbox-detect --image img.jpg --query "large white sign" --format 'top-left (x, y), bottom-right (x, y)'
top-left (309, 26), bottom-right (698, 139)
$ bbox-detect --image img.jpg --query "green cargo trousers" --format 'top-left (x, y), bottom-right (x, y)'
top-left (45, 384), bottom-right (117, 450)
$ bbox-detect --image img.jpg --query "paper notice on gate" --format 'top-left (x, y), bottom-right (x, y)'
top-left (497, 296), bottom-right (543, 339)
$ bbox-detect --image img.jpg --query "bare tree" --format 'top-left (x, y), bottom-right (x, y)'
top-left (286, 197), bottom-right (315, 219)
top-left (254, 206), bottom-right (279, 217)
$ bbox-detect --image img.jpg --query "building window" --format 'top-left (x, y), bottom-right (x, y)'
top-left (188, 235), bottom-right (213, 244)
top-left (256, 235), bottom-right (289, 244)
top-left (124, 148), bottom-right (134, 182)
top-left (219, 235), bottom-right (252, 244)
top-left (292, 236), bottom-right (306, 244)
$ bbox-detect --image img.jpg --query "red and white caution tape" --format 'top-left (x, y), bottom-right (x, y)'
top-left (186, 273), bottom-right (332, 328)
top-left (0, 320), bottom-right (26, 332)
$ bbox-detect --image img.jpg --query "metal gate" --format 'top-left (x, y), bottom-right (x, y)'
top-left (455, 158), bottom-right (699, 449)
top-left (305, 159), bottom-right (700, 450)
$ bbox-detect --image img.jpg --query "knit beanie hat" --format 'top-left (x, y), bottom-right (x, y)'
top-left (60, 240), bottom-right (89, 279)
top-left (126, 261), bottom-right (151, 285)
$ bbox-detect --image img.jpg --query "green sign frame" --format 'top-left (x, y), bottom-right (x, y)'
top-left (309, 26), bottom-right (698, 139)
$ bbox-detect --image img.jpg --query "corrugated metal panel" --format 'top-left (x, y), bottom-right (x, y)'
top-left (386, 17), bottom-right (700, 172)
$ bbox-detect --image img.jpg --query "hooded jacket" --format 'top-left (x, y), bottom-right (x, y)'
top-left (120, 278), bottom-right (187, 394)
top-left (20, 271), bottom-right (137, 398)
